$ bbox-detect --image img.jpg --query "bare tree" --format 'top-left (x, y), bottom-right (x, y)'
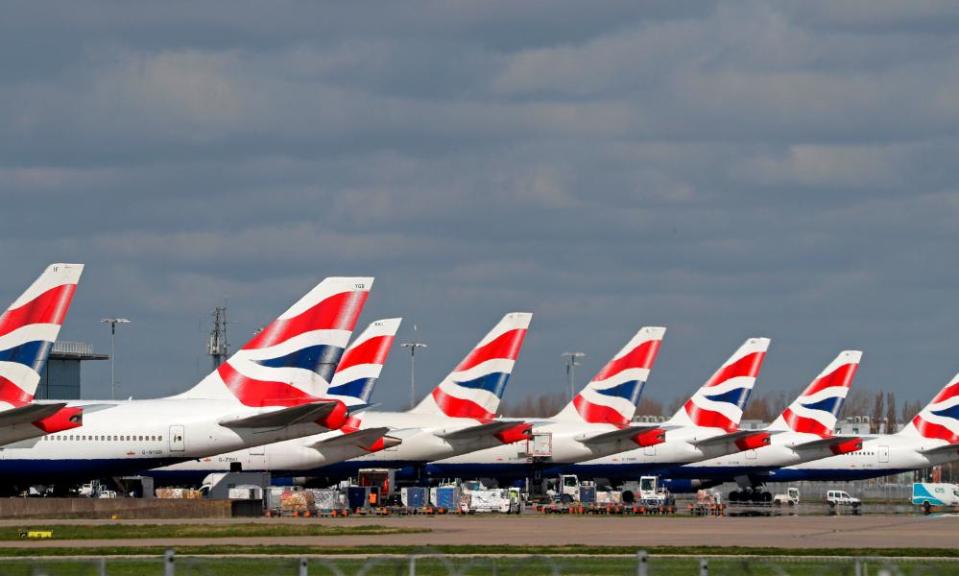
top-left (886, 391), bottom-right (898, 433)
top-left (844, 388), bottom-right (872, 416)
top-left (743, 394), bottom-right (772, 422)
top-left (871, 390), bottom-right (885, 434)
top-left (635, 397), bottom-right (664, 417)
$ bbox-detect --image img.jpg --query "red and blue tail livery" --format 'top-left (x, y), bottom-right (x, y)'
top-left (903, 372), bottom-right (959, 444)
top-left (670, 337), bottom-right (770, 432)
top-left (327, 317), bottom-right (401, 406)
top-left (180, 277), bottom-right (373, 407)
top-left (556, 326), bottom-right (666, 427)
top-left (771, 350), bottom-right (862, 437)
top-left (413, 312), bottom-right (532, 420)
top-left (0, 264), bottom-right (83, 410)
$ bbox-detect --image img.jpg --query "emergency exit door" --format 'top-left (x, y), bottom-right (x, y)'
top-left (169, 425), bottom-right (185, 452)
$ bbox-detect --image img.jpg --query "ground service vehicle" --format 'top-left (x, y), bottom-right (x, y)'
top-left (826, 490), bottom-right (861, 509)
top-left (912, 482), bottom-right (959, 513)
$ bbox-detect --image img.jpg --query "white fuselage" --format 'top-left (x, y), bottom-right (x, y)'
top-left (0, 399), bottom-right (336, 482)
top-left (681, 431), bottom-right (843, 472)
top-left (770, 434), bottom-right (959, 482)
top-left (430, 419), bottom-right (645, 468)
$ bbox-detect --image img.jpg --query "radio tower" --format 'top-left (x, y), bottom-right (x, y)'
top-left (207, 306), bottom-right (229, 370)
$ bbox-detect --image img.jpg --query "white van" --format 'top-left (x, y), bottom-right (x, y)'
top-left (825, 490), bottom-right (861, 509)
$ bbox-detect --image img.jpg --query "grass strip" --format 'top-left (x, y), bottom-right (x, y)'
top-left (1, 544), bottom-right (958, 558)
top-left (2, 523), bottom-right (426, 541)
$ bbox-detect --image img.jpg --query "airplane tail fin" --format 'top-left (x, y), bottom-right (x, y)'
top-left (178, 277), bottom-right (373, 406)
top-left (553, 326), bottom-right (666, 426)
top-left (411, 312), bottom-right (532, 419)
top-left (898, 372), bottom-right (959, 443)
top-left (667, 337), bottom-right (770, 432)
top-left (326, 318), bottom-right (402, 406)
top-left (0, 264), bottom-right (84, 409)
top-left (768, 350), bottom-right (862, 436)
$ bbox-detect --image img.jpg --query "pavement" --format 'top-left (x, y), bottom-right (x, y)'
top-left (0, 514), bottom-right (956, 550)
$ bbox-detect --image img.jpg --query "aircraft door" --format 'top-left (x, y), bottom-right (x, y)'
top-left (247, 445), bottom-right (266, 469)
top-left (878, 445), bottom-right (889, 463)
top-left (169, 425), bottom-right (185, 452)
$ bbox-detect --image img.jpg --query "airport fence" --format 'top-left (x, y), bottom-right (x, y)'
top-left (7, 549), bottom-right (958, 576)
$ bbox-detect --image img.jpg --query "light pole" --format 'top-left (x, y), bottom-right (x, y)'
top-left (401, 325), bottom-right (428, 410)
top-left (561, 352), bottom-right (585, 402)
top-left (101, 318), bottom-right (131, 400)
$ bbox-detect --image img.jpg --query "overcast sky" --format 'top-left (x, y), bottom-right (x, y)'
top-left (3, 1), bottom-right (959, 413)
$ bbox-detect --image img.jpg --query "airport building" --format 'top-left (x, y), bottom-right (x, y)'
top-left (35, 341), bottom-right (108, 400)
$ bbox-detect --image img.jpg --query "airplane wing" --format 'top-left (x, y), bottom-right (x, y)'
top-left (310, 427), bottom-right (391, 449)
top-left (691, 430), bottom-right (771, 448)
top-left (435, 420), bottom-right (526, 440)
top-left (920, 444), bottom-right (959, 457)
top-left (220, 401), bottom-right (339, 429)
top-left (0, 403), bottom-right (68, 428)
top-left (575, 425), bottom-right (663, 445)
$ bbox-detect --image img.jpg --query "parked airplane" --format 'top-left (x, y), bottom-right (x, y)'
top-left (307, 312), bottom-right (534, 483)
top-left (660, 350), bottom-right (864, 492)
top-left (148, 318), bottom-right (403, 484)
top-left (425, 326), bottom-right (667, 480)
top-left (0, 263), bottom-right (84, 446)
top-left (768, 371), bottom-right (959, 482)
top-left (0, 276), bottom-right (372, 487)
top-left (557, 338), bottom-right (772, 482)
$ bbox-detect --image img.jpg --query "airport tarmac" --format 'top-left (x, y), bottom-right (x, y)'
top-left (0, 514), bottom-right (954, 550)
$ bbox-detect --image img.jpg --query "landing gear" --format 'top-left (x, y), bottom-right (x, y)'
top-left (728, 486), bottom-right (772, 504)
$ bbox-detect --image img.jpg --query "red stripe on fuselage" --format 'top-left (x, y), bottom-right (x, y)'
top-left (243, 290), bottom-right (368, 351)
top-left (683, 399), bottom-right (738, 432)
top-left (431, 387), bottom-right (495, 420)
top-left (930, 382), bottom-right (959, 405)
top-left (0, 374), bottom-right (33, 407)
top-left (913, 415), bottom-right (959, 444)
top-left (573, 394), bottom-right (630, 427)
top-left (217, 361), bottom-right (319, 407)
top-left (703, 351), bottom-right (766, 388)
top-left (453, 329), bottom-right (527, 373)
top-left (802, 362), bottom-right (859, 397)
top-left (335, 335), bottom-right (394, 373)
top-left (781, 407), bottom-right (831, 437)
top-left (0, 284), bottom-right (76, 339)
top-left (590, 339), bottom-right (662, 383)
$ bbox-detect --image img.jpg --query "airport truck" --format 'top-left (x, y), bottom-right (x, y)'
top-left (912, 482), bottom-right (959, 513)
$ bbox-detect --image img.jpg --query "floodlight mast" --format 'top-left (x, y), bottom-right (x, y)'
top-left (100, 318), bottom-right (131, 400)
top-left (561, 351), bottom-right (585, 402)
top-left (401, 324), bottom-right (428, 410)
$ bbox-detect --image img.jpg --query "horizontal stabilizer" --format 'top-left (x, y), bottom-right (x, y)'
top-left (576, 425), bottom-right (664, 445)
top-left (692, 429), bottom-right (774, 448)
top-left (311, 427), bottom-right (391, 449)
top-left (920, 443), bottom-right (959, 457)
top-left (220, 401), bottom-right (338, 429)
top-left (0, 403), bottom-right (67, 428)
top-left (436, 420), bottom-right (524, 440)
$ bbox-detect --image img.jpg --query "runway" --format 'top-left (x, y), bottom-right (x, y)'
top-left (0, 514), bottom-right (954, 550)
